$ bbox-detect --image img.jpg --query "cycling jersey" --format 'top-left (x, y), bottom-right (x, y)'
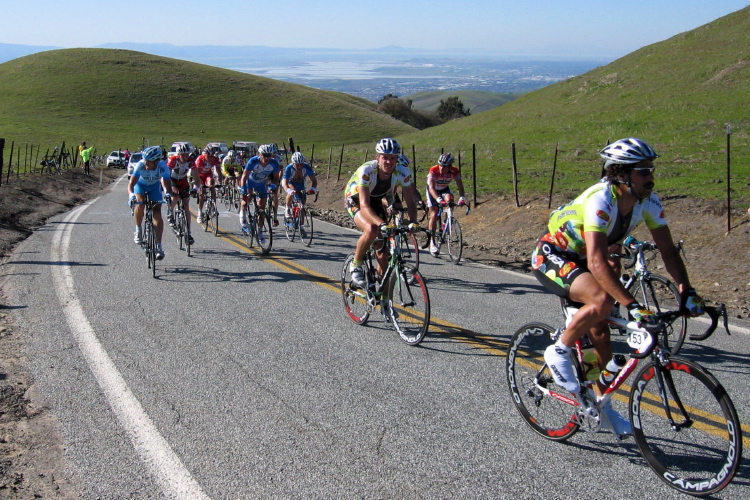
top-left (167, 155), bottom-right (196, 181)
top-left (221, 157), bottom-right (242, 177)
top-left (427, 164), bottom-right (461, 190)
top-left (195, 154), bottom-right (220, 176)
top-left (282, 163), bottom-right (315, 191)
top-left (345, 160), bottom-right (412, 203)
top-left (545, 181), bottom-right (666, 259)
top-left (243, 155), bottom-right (281, 198)
top-left (132, 160), bottom-right (170, 202)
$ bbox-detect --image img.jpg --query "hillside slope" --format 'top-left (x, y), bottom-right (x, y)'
top-left (400, 7), bottom-right (750, 201)
top-left (0, 48), bottom-right (415, 151)
top-left (404, 90), bottom-right (517, 114)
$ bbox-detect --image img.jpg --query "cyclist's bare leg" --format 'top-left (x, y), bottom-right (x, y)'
top-left (133, 194), bottom-right (146, 227)
top-left (198, 186), bottom-right (206, 212)
top-left (561, 272), bottom-right (616, 350)
top-left (153, 206), bottom-right (164, 244)
top-left (258, 197), bottom-right (268, 227)
top-left (353, 209), bottom-right (386, 271)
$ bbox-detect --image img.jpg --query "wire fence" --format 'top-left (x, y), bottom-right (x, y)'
top-left (0, 139), bottom-right (107, 186)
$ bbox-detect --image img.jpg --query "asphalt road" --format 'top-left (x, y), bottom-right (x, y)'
top-left (5, 176), bottom-right (750, 499)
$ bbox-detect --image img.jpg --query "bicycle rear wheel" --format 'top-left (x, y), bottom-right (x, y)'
top-left (300, 208), bottom-right (313, 246)
top-left (446, 216), bottom-right (463, 263)
top-left (284, 207), bottom-right (298, 242)
top-left (146, 221), bottom-right (156, 278)
top-left (257, 214), bottom-right (273, 254)
top-left (629, 274), bottom-right (686, 353)
top-left (341, 254), bottom-right (370, 325)
top-left (201, 203), bottom-right (209, 232)
top-left (387, 265), bottom-right (430, 345)
top-left (630, 356), bottom-right (742, 496)
top-left (506, 323), bottom-right (580, 441)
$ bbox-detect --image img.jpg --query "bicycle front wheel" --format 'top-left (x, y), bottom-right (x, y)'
top-left (446, 216), bottom-right (463, 264)
top-left (387, 265), bottom-right (430, 345)
top-left (341, 254), bottom-right (370, 325)
top-left (630, 274), bottom-right (687, 353)
top-left (506, 323), bottom-right (580, 441)
top-left (631, 356), bottom-right (742, 496)
top-left (146, 222), bottom-right (156, 278)
top-left (211, 201), bottom-right (220, 236)
top-left (399, 231), bottom-right (420, 271)
top-left (300, 209), bottom-right (313, 246)
top-left (257, 214), bottom-right (273, 255)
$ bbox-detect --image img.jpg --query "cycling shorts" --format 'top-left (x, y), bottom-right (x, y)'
top-left (245, 180), bottom-right (270, 199)
top-left (531, 233), bottom-right (586, 298)
top-left (425, 188), bottom-right (452, 208)
top-left (199, 172), bottom-right (215, 186)
top-left (171, 177), bottom-right (191, 197)
top-left (345, 195), bottom-right (387, 220)
top-left (133, 182), bottom-right (165, 203)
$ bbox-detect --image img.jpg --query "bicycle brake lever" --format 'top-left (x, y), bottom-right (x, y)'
top-left (688, 305), bottom-right (729, 341)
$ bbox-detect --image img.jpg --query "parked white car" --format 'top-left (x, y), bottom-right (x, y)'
top-left (106, 151), bottom-right (126, 168)
top-left (127, 151), bottom-right (143, 176)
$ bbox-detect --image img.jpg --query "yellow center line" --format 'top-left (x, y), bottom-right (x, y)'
top-left (200, 211), bottom-right (750, 443)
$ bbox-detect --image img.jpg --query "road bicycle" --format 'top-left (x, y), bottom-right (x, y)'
top-left (220, 179), bottom-right (240, 213)
top-left (341, 223), bottom-right (430, 346)
top-left (387, 206), bottom-right (420, 271)
top-left (241, 189), bottom-right (273, 255)
top-left (284, 190), bottom-right (317, 246)
top-left (611, 236), bottom-right (728, 354)
top-left (133, 196), bottom-right (166, 278)
top-left (199, 186), bottom-right (220, 236)
top-left (170, 195), bottom-right (192, 257)
top-left (432, 201), bottom-right (470, 264)
top-left (506, 304), bottom-right (740, 496)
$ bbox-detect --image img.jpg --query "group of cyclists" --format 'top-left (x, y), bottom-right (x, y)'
top-left (128, 135), bottom-right (707, 438)
top-left (127, 143), bottom-right (319, 257)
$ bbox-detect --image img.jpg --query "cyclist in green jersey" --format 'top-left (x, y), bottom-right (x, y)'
top-left (531, 138), bottom-right (705, 437)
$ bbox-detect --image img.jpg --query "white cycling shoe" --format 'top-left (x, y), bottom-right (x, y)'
top-left (600, 400), bottom-right (633, 437)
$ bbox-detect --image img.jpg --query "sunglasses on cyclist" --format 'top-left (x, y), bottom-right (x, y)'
top-left (632, 165), bottom-right (656, 174)
top-left (261, 153), bottom-right (272, 158)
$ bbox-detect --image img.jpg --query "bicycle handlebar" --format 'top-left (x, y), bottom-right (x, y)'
top-left (688, 304), bottom-right (730, 340)
top-left (630, 307), bottom-right (725, 358)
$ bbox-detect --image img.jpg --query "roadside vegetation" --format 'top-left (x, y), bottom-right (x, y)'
top-left (1, 7), bottom-right (749, 207)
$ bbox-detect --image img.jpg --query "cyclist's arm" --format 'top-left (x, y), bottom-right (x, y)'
top-left (127, 174), bottom-right (137, 196)
top-left (401, 182), bottom-right (418, 223)
top-left (455, 177), bottom-right (466, 198)
top-left (585, 230), bottom-right (636, 306)
top-left (239, 167), bottom-right (250, 189)
top-left (309, 173), bottom-right (317, 189)
top-left (651, 224), bottom-right (692, 294)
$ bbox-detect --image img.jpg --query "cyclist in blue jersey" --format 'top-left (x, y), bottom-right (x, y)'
top-left (128, 146), bottom-right (172, 260)
top-left (281, 151), bottom-right (318, 219)
top-left (239, 144), bottom-right (281, 245)
top-left (532, 138), bottom-right (704, 437)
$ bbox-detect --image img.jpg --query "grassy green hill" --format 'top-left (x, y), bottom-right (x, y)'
top-left (0, 48), bottom-right (414, 152)
top-left (398, 7), bottom-right (750, 203)
top-left (404, 90), bottom-right (518, 114)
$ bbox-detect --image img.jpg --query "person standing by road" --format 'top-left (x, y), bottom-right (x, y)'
top-left (80, 142), bottom-right (94, 176)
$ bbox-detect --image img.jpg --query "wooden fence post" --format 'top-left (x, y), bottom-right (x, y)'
top-left (6, 141), bottom-right (14, 183)
top-left (548, 142), bottom-right (559, 209)
top-left (336, 144), bottom-right (344, 181)
top-left (327, 146), bottom-right (333, 179)
top-left (0, 138), bottom-right (4, 186)
top-left (472, 144), bottom-right (477, 207)
top-left (726, 125), bottom-right (732, 234)
top-left (512, 142), bottom-right (519, 207)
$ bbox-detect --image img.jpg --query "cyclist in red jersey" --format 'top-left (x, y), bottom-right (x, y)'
top-left (166, 144), bottom-right (201, 245)
top-left (194, 146), bottom-right (221, 223)
top-left (424, 153), bottom-right (466, 256)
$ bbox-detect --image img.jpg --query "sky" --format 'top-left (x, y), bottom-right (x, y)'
top-left (2, 1), bottom-right (749, 60)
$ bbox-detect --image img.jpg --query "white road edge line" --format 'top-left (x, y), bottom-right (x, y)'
top-left (50, 201), bottom-right (209, 499)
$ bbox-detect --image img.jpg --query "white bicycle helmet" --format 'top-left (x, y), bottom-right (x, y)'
top-left (177, 143), bottom-right (191, 155)
top-left (291, 152), bottom-right (305, 164)
top-left (599, 138), bottom-right (658, 168)
top-left (375, 138), bottom-right (400, 155)
top-left (142, 146), bottom-right (162, 162)
top-left (258, 144), bottom-right (273, 156)
top-left (398, 154), bottom-right (410, 168)
top-left (226, 150), bottom-right (236, 159)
